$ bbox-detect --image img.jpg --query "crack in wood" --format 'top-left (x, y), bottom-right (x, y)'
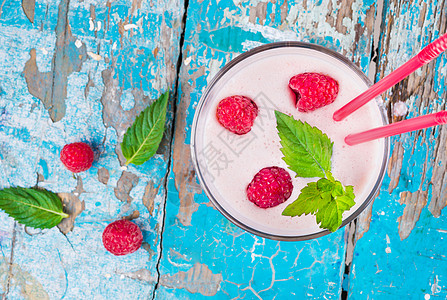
top-left (152, 1), bottom-right (190, 298)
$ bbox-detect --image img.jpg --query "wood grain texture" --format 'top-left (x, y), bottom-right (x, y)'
top-left (158, 0), bottom-right (379, 298)
top-left (0, 0), bottom-right (183, 298)
top-left (350, 0), bottom-right (447, 298)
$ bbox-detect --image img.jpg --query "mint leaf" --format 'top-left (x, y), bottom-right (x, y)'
top-left (316, 185), bottom-right (355, 232)
top-left (317, 177), bottom-right (335, 192)
top-left (282, 182), bottom-right (320, 216)
top-left (121, 90), bottom-right (169, 165)
top-left (282, 175), bottom-right (355, 232)
top-left (275, 111), bottom-right (333, 178)
top-left (0, 187), bottom-right (69, 229)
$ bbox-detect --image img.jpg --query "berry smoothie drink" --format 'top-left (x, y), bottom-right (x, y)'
top-left (191, 43), bottom-right (389, 240)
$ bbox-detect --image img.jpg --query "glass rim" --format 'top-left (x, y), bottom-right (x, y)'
top-left (190, 41), bottom-right (390, 241)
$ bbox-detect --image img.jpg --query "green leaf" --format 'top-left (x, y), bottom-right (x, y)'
top-left (282, 182), bottom-right (320, 216)
top-left (275, 111), bottom-right (333, 178)
top-left (121, 90), bottom-right (170, 165)
top-left (317, 178), bottom-right (335, 192)
top-left (316, 190), bottom-right (355, 232)
top-left (282, 176), bottom-right (356, 232)
top-left (0, 187), bottom-right (69, 229)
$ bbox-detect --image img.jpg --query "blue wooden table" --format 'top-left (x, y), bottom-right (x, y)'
top-left (1, 0), bottom-right (446, 299)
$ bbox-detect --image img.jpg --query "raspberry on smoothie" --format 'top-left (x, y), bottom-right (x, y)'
top-left (289, 72), bottom-right (339, 112)
top-left (246, 166), bottom-right (293, 208)
top-left (216, 95), bottom-right (258, 135)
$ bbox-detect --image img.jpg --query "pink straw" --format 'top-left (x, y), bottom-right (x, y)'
top-left (333, 33), bottom-right (447, 122)
top-left (345, 111), bottom-right (447, 146)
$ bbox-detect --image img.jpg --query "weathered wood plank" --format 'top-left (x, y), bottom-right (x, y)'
top-left (0, 0), bottom-right (183, 298)
top-left (350, 0), bottom-right (447, 298)
top-left (0, 215), bottom-right (14, 297)
top-left (158, 0), bottom-right (379, 298)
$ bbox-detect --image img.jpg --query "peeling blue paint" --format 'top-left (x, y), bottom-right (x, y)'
top-left (199, 26), bottom-right (270, 53)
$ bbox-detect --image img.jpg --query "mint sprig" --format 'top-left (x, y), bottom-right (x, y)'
top-left (0, 187), bottom-right (68, 229)
top-left (282, 173), bottom-right (355, 232)
top-left (275, 111), bottom-right (355, 232)
top-left (121, 90), bottom-right (169, 166)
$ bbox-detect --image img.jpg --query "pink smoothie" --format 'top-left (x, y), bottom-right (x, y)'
top-left (195, 47), bottom-right (387, 238)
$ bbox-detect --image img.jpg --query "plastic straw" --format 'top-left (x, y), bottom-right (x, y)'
top-left (345, 111), bottom-right (447, 146)
top-left (333, 33), bottom-right (447, 121)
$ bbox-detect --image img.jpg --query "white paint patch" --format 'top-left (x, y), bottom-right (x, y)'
top-left (234, 0), bottom-right (271, 5)
top-left (120, 166), bottom-right (128, 171)
top-left (424, 294), bottom-right (430, 300)
top-left (40, 48), bottom-right (48, 55)
top-left (89, 18), bottom-right (95, 31)
top-left (96, 21), bottom-right (102, 31)
top-left (431, 275), bottom-right (441, 294)
top-left (222, 8), bottom-right (235, 25)
top-left (111, 12), bottom-right (120, 23)
top-left (75, 40), bottom-right (83, 48)
top-left (124, 24), bottom-right (138, 31)
top-left (167, 254), bottom-right (191, 268)
top-left (393, 101), bottom-right (408, 117)
top-left (440, 65), bottom-right (447, 77)
top-left (205, 58), bottom-right (226, 85)
top-left (87, 52), bottom-right (102, 61)
top-left (242, 40), bottom-right (264, 52)
top-left (249, 236), bottom-right (265, 263)
top-left (245, 23), bottom-right (300, 42)
top-left (286, 5), bottom-right (299, 25)
top-left (184, 56), bottom-right (192, 66)
top-left (385, 234), bottom-right (391, 253)
top-left (136, 17), bottom-right (144, 33)
top-left (112, 42), bottom-right (117, 51)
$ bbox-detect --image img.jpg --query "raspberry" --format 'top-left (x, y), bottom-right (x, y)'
top-left (102, 220), bottom-right (143, 256)
top-left (289, 72), bottom-right (339, 112)
top-left (216, 95), bottom-right (258, 135)
top-left (60, 142), bottom-right (94, 173)
top-left (246, 167), bottom-right (293, 208)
